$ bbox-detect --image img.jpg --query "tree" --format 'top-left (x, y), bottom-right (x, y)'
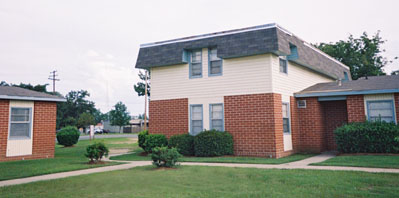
top-left (316, 31), bottom-right (397, 80)
top-left (392, 70), bottom-right (399, 75)
top-left (57, 90), bottom-right (96, 129)
top-left (0, 81), bottom-right (50, 93)
top-left (93, 109), bottom-right (109, 123)
top-left (77, 112), bottom-right (96, 133)
top-left (109, 102), bottom-right (131, 133)
top-left (133, 70), bottom-right (150, 97)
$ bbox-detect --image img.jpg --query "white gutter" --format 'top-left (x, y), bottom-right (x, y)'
top-left (0, 95), bottom-right (66, 102)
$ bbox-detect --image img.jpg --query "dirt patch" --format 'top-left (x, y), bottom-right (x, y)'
top-left (112, 138), bottom-right (137, 145)
top-left (109, 149), bottom-right (131, 155)
top-left (139, 152), bottom-right (149, 156)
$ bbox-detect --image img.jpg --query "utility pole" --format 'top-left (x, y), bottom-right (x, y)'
top-left (143, 70), bottom-right (148, 131)
top-left (48, 70), bottom-right (60, 93)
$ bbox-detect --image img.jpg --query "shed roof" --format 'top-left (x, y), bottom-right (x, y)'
top-left (295, 75), bottom-right (399, 97)
top-left (0, 86), bottom-right (66, 102)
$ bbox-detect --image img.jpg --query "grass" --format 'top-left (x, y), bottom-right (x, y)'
top-left (0, 137), bottom-right (137, 181)
top-left (1, 166), bottom-right (399, 197)
top-left (110, 148), bottom-right (314, 164)
top-left (312, 155), bottom-right (399, 169)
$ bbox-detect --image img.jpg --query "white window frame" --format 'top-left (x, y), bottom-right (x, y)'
top-left (189, 49), bottom-right (202, 78)
top-left (279, 56), bottom-right (288, 74)
top-left (8, 107), bottom-right (33, 140)
top-left (209, 103), bottom-right (224, 131)
top-left (282, 102), bottom-right (291, 134)
top-left (190, 104), bottom-right (203, 135)
top-left (208, 47), bottom-right (222, 76)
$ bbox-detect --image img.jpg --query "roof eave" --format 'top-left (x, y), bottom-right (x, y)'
top-left (0, 95), bottom-right (67, 102)
top-left (295, 89), bottom-right (399, 98)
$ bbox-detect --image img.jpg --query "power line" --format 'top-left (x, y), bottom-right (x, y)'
top-left (48, 70), bottom-right (60, 93)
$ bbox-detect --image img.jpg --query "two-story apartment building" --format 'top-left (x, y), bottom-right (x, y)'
top-left (135, 23), bottom-right (399, 158)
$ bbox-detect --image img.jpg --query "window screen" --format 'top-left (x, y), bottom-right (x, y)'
top-left (279, 57), bottom-right (287, 74)
top-left (282, 103), bottom-right (290, 134)
top-left (9, 107), bottom-right (32, 138)
top-left (190, 105), bottom-right (203, 135)
top-left (209, 48), bottom-right (222, 75)
top-left (190, 50), bottom-right (202, 77)
top-left (367, 100), bottom-right (395, 123)
top-left (210, 104), bottom-right (224, 131)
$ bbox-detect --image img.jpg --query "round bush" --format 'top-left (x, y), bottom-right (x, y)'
top-left (151, 146), bottom-right (181, 167)
top-left (144, 134), bottom-right (168, 153)
top-left (84, 142), bottom-right (109, 163)
top-left (335, 121), bottom-right (399, 153)
top-left (194, 130), bottom-right (234, 157)
top-left (169, 134), bottom-right (195, 156)
top-left (138, 130), bottom-right (149, 151)
top-left (56, 126), bottom-right (80, 147)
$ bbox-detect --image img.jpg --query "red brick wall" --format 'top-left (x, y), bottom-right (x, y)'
top-left (0, 101), bottom-right (57, 162)
top-left (395, 93), bottom-right (399, 123)
top-left (149, 98), bottom-right (188, 138)
top-left (347, 95), bottom-right (365, 122)
top-left (297, 97), bottom-right (325, 152)
top-left (224, 93), bottom-right (284, 158)
top-left (0, 100), bottom-right (9, 161)
top-left (322, 100), bottom-right (348, 150)
top-left (290, 97), bottom-right (300, 152)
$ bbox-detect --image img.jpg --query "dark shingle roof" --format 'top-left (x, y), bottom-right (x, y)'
top-left (135, 23), bottom-right (350, 80)
top-left (0, 86), bottom-right (66, 102)
top-left (295, 75), bottom-right (399, 97)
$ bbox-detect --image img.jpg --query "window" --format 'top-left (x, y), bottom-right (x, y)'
top-left (282, 103), bottom-right (290, 134)
top-left (208, 48), bottom-right (222, 76)
top-left (279, 57), bottom-right (287, 74)
top-left (367, 100), bottom-right (395, 123)
top-left (210, 104), bottom-right (224, 131)
top-left (297, 100), bottom-right (306, 108)
top-left (190, 105), bottom-right (203, 135)
top-left (343, 72), bottom-right (349, 82)
top-left (9, 107), bottom-right (32, 139)
top-left (190, 49), bottom-right (202, 78)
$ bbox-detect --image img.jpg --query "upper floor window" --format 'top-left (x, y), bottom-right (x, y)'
top-left (208, 48), bottom-right (222, 76)
top-left (343, 72), bottom-right (349, 81)
top-left (279, 57), bottom-right (288, 74)
top-left (367, 100), bottom-right (395, 123)
top-left (210, 104), bottom-right (224, 131)
top-left (9, 107), bottom-right (32, 139)
top-left (190, 49), bottom-right (202, 78)
top-left (190, 104), bottom-right (203, 135)
top-left (282, 103), bottom-right (290, 134)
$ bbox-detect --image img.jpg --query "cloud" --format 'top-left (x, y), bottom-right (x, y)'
top-left (86, 50), bottom-right (100, 57)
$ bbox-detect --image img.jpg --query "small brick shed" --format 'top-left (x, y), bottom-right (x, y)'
top-left (0, 86), bottom-right (65, 162)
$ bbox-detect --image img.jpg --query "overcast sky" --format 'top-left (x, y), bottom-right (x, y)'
top-left (0, 0), bottom-right (398, 115)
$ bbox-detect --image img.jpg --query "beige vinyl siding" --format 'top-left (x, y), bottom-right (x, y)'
top-left (270, 54), bottom-right (334, 97)
top-left (150, 50), bottom-right (273, 101)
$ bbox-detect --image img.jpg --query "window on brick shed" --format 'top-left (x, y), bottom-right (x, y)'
top-left (190, 104), bottom-right (203, 135)
top-left (282, 103), bottom-right (290, 134)
top-left (210, 104), bottom-right (224, 131)
top-left (366, 100), bottom-right (396, 123)
top-left (9, 107), bottom-right (32, 139)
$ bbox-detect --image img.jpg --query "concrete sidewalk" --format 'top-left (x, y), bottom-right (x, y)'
top-left (2, 152), bottom-right (399, 188)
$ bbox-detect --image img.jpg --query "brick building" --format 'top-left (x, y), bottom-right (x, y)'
top-left (135, 23), bottom-right (398, 158)
top-left (0, 86), bottom-right (65, 161)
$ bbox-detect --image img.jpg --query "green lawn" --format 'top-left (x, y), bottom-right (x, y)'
top-left (312, 155), bottom-right (399, 169)
top-left (110, 148), bottom-right (314, 164)
top-left (0, 138), bottom-right (137, 181)
top-left (1, 166), bottom-right (399, 198)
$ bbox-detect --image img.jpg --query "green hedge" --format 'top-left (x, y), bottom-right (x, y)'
top-left (56, 126), bottom-right (80, 147)
top-left (335, 121), bottom-right (399, 153)
top-left (144, 134), bottom-right (168, 153)
top-left (138, 130), bottom-right (149, 151)
top-left (169, 134), bottom-right (195, 156)
top-left (194, 130), bottom-right (234, 157)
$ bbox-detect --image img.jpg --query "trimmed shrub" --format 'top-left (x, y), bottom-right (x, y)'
top-left (144, 134), bottom-right (168, 153)
top-left (151, 146), bottom-right (181, 167)
top-left (84, 142), bottom-right (109, 163)
top-left (194, 130), bottom-right (234, 157)
top-left (138, 130), bottom-right (149, 151)
top-left (56, 126), bottom-right (80, 147)
top-left (169, 134), bottom-right (195, 156)
top-left (335, 121), bottom-right (399, 153)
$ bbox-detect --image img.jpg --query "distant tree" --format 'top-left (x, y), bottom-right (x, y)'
top-left (0, 81), bottom-right (50, 93)
top-left (93, 109), bottom-right (109, 123)
top-left (316, 31), bottom-right (397, 80)
top-left (77, 112), bottom-right (96, 133)
top-left (109, 102), bottom-right (131, 133)
top-left (0, 81), bottom-right (10, 86)
top-left (137, 113), bottom-right (148, 120)
top-left (63, 116), bottom-right (77, 127)
top-left (133, 70), bottom-right (150, 97)
top-left (57, 90), bottom-right (96, 129)
top-left (392, 70), bottom-right (399, 75)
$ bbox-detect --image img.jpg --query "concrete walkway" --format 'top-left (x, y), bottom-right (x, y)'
top-left (1, 152), bottom-right (399, 187)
